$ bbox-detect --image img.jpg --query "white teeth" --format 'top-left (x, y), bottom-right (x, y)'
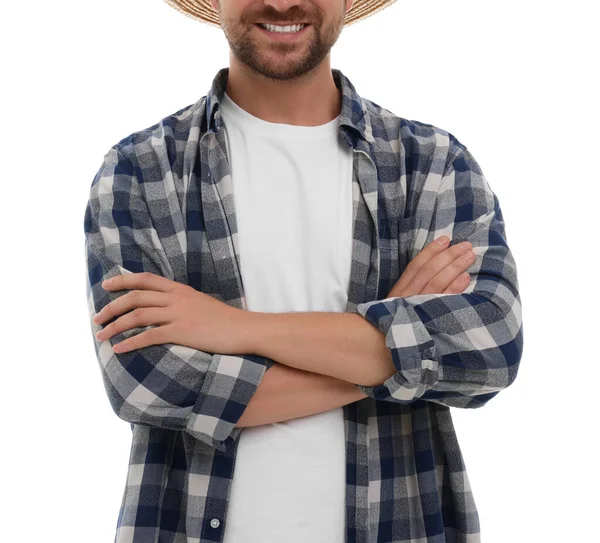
top-left (260, 23), bottom-right (306, 33)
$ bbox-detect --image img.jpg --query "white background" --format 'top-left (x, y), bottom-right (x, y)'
top-left (1, 0), bottom-right (598, 541)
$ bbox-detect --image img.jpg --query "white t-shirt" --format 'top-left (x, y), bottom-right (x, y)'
top-left (218, 91), bottom-right (354, 543)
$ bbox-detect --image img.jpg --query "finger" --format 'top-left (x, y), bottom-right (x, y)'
top-left (113, 325), bottom-right (172, 353)
top-left (400, 240), bottom-right (473, 295)
top-left (420, 250), bottom-right (476, 295)
top-left (442, 272), bottom-right (471, 294)
top-left (104, 272), bottom-right (175, 293)
top-left (96, 307), bottom-right (169, 342)
top-left (393, 236), bottom-right (453, 293)
top-left (94, 290), bottom-right (168, 325)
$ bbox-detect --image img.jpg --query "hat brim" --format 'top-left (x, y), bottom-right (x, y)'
top-left (162, 0), bottom-right (397, 28)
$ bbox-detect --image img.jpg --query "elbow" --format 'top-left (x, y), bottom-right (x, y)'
top-left (504, 322), bottom-right (524, 390)
top-left (90, 311), bottom-right (235, 451)
top-left (105, 380), bottom-right (232, 451)
top-left (466, 323), bottom-right (524, 409)
top-left (95, 331), bottom-right (271, 452)
top-left (101, 366), bottom-right (195, 432)
top-left (97, 340), bottom-right (207, 438)
top-left (473, 287), bottom-right (524, 392)
top-left (493, 293), bottom-right (524, 391)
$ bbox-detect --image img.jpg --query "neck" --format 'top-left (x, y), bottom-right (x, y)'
top-left (224, 56), bottom-right (342, 127)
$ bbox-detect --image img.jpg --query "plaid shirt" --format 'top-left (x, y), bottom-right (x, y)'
top-left (84, 67), bottom-right (523, 543)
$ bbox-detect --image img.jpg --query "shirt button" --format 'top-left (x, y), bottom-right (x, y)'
top-left (210, 518), bottom-right (221, 529)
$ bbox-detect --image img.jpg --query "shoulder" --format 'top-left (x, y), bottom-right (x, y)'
top-left (363, 98), bottom-right (468, 172)
top-left (108, 98), bottom-right (207, 175)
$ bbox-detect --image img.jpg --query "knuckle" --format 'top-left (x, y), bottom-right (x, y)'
top-left (448, 280), bottom-right (463, 293)
top-left (131, 308), bottom-right (144, 321)
top-left (405, 259), bottom-right (417, 272)
top-left (144, 326), bottom-right (160, 345)
top-left (461, 251), bottom-right (476, 263)
top-left (420, 261), bottom-right (436, 276)
top-left (421, 260), bottom-right (433, 273)
top-left (452, 241), bottom-right (471, 254)
top-left (452, 274), bottom-right (469, 290)
top-left (424, 279), bottom-right (440, 292)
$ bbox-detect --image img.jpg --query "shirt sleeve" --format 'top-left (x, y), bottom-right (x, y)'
top-left (354, 137), bottom-right (523, 408)
top-left (84, 145), bottom-right (274, 452)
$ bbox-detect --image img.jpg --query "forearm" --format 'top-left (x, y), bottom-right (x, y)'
top-left (235, 362), bottom-right (367, 428)
top-left (244, 311), bottom-right (396, 387)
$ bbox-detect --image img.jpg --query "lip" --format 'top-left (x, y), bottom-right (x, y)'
top-left (255, 23), bottom-right (311, 41)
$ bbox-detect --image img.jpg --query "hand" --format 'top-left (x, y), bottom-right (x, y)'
top-left (386, 236), bottom-right (476, 298)
top-left (93, 272), bottom-right (252, 354)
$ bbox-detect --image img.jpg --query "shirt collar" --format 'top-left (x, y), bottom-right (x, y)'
top-left (203, 67), bottom-right (375, 147)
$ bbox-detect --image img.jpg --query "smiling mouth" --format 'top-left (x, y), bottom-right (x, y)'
top-left (255, 23), bottom-right (311, 32)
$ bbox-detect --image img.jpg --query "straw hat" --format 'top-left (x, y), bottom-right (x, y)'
top-left (162, 0), bottom-right (398, 28)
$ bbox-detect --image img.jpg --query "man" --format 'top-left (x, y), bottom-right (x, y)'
top-left (84, 0), bottom-right (523, 541)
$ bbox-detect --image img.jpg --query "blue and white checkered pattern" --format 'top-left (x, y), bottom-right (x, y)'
top-left (84, 67), bottom-right (523, 542)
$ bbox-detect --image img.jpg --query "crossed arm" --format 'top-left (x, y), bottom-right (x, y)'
top-left (85, 146), bottom-right (389, 450)
top-left (236, 364), bottom-right (367, 428)
top-left (86, 141), bottom-right (522, 451)
top-left (235, 312), bottom-right (395, 427)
